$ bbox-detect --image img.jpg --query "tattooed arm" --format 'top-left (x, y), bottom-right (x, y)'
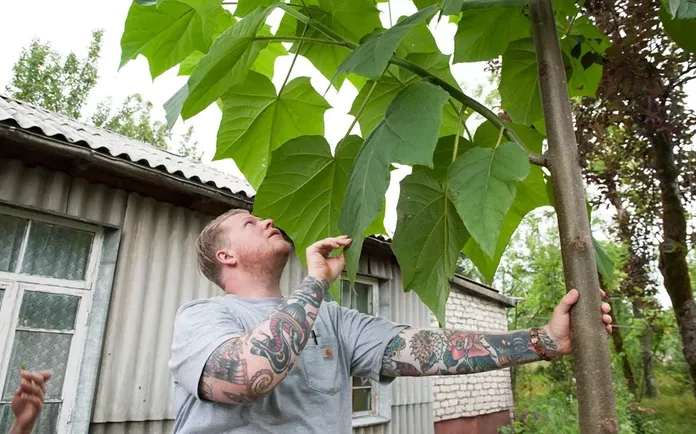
top-left (199, 236), bottom-right (351, 404)
top-left (381, 288), bottom-right (614, 377)
top-left (381, 327), bottom-right (557, 376)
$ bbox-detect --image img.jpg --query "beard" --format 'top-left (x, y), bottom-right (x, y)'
top-left (237, 238), bottom-right (291, 279)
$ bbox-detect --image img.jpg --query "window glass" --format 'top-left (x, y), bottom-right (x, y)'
top-left (0, 214), bottom-right (27, 273)
top-left (21, 221), bottom-right (93, 280)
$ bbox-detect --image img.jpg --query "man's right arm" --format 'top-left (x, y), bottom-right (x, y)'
top-left (199, 276), bottom-right (327, 404)
top-left (198, 235), bottom-right (350, 404)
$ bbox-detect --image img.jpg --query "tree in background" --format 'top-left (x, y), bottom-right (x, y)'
top-left (577, 0), bottom-right (696, 396)
top-left (5, 31), bottom-right (201, 161)
top-left (6, 30), bottom-right (102, 119)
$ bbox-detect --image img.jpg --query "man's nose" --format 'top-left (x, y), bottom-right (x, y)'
top-left (262, 218), bottom-right (274, 229)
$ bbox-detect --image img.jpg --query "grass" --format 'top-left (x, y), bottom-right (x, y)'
top-left (638, 373), bottom-right (696, 434)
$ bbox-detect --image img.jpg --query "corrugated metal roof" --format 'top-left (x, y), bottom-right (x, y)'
top-left (0, 95), bottom-right (254, 198)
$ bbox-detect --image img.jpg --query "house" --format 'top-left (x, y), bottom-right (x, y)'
top-left (0, 95), bottom-right (517, 434)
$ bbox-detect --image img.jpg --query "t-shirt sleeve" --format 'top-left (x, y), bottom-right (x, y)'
top-left (332, 303), bottom-right (408, 384)
top-left (169, 299), bottom-right (244, 399)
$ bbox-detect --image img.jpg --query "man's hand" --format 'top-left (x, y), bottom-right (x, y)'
top-left (545, 289), bottom-right (613, 356)
top-left (10, 370), bottom-right (51, 434)
top-left (306, 236), bottom-right (352, 284)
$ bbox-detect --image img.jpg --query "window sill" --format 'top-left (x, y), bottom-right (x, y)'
top-left (351, 414), bottom-right (390, 428)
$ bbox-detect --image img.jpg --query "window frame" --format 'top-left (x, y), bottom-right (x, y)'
top-left (339, 274), bottom-right (391, 427)
top-left (0, 205), bottom-right (104, 433)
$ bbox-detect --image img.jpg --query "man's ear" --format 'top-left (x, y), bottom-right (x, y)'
top-left (216, 248), bottom-right (237, 266)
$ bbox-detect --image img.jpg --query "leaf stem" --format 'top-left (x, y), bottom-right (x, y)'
top-left (279, 4), bottom-right (547, 166)
top-left (452, 105), bottom-right (465, 163)
top-left (252, 36), bottom-right (348, 47)
top-left (343, 80), bottom-right (378, 143)
top-left (495, 126), bottom-right (505, 148)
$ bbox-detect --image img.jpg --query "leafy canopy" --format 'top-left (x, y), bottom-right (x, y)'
top-left (115, 0), bottom-right (693, 321)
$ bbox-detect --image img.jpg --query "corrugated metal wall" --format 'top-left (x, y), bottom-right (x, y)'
top-left (91, 193), bottom-right (220, 422)
top-left (0, 159), bottom-right (128, 226)
top-left (0, 158), bottom-right (434, 433)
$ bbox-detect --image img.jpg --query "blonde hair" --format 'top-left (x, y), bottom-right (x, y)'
top-left (196, 208), bottom-right (249, 288)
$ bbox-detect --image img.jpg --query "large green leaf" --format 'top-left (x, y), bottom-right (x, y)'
top-left (164, 84), bottom-right (190, 129)
top-left (395, 18), bottom-right (439, 57)
top-left (393, 172), bottom-right (469, 326)
top-left (453, 7), bottom-right (530, 63)
top-left (182, 6), bottom-right (274, 119)
top-left (254, 135), bottom-right (361, 263)
top-left (500, 38), bottom-right (543, 126)
top-left (215, 71), bottom-right (330, 188)
top-left (120, 0), bottom-right (228, 79)
top-left (178, 25), bottom-right (286, 79)
top-left (350, 52), bottom-right (462, 137)
top-left (661, 7), bottom-right (696, 54)
top-left (593, 237), bottom-right (615, 286)
top-left (278, 0), bottom-right (382, 88)
top-left (665, 0), bottom-right (696, 19)
top-left (339, 82), bottom-right (448, 281)
top-left (562, 17), bottom-right (610, 97)
top-left (412, 135), bottom-right (475, 184)
top-left (333, 5), bottom-right (438, 82)
top-left (448, 141), bottom-right (530, 258)
top-left (462, 122), bottom-right (549, 282)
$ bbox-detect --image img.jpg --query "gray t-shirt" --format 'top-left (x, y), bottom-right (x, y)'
top-left (169, 292), bottom-right (407, 434)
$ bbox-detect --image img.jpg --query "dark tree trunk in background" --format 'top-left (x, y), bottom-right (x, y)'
top-left (607, 298), bottom-right (638, 397)
top-left (651, 131), bottom-right (696, 398)
top-left (602, 175), bottom-right (657, 399)
top-left (632, 298), bottom-right (658, 398)
top-left (529, 1), bottom-right (618, 432)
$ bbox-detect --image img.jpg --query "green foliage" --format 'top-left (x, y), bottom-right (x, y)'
top-left (92, 94), bottom-right (170, 150)
top-left (6, 30), bottom-right (103, 119)
top-left (120, 0), bottom-right (231, 79)
top-left (660, 6), bottom-right (696, 54)
top-left (448, 141), bottom-right (530, 258)
top-left (392, 172), bottom-right (469, 326)
top-left (215, 71), bottom-right (330, 188)
top-left (116, 0), bottom-right (696, 324)
top-left (7, 30), bottom-right (200, 160)
top-left (277, 0), bottom-right (382, 88)
top-left (500, 38), bottom-right (544, 126)
top-left (453, 6), bottom-right (530, 63)
top-left (339, 82), bottom-right (449, 281)
top-left (182, 6), bottom-right (274, 118)
top-left (254, 135), bottom-right (361, 264)
top-left (332, 5), bottom-right (438, 82)
top-left (463, 123), bottom-right (550, 282)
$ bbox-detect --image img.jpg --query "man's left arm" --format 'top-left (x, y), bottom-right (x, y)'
top-left (381, 288), bottom-right (613, 377)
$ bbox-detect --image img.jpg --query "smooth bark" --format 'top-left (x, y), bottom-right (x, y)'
top-left (529, 0), bottom-right (618, 432)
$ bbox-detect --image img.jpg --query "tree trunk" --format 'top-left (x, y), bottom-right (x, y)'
top-left (529, 1), bottom-right (618, 432)
top-left (650, 131), bottom-right (696, 398)
top-left (632, 298), bottom-right (658, 399)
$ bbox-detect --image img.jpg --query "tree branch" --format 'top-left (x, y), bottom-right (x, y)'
top-left (252, 36), bottom-right (348, 47)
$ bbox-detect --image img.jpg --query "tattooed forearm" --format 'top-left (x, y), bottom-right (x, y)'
top-left (381, 326), bottom-right (558, 377)
top-left (199, 276), bottom-right (327, 404)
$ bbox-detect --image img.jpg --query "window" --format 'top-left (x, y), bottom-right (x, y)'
top-left (337, 277), bottom-right (381, 419)
top-left (0, 209), bottom-right (102, 434)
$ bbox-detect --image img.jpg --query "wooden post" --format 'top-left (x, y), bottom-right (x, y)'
top-left (528, 0), bottom-right (618, 432)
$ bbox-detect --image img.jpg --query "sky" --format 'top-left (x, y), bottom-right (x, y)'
top-left (1, 0), bottom-right (692, 305)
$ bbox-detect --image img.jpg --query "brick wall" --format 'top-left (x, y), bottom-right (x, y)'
top-left (431, 288), bottom-right (514, 422)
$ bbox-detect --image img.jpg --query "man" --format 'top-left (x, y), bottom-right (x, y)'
top-left (9, 370), bottom-right (51, 434)
top-left (170, 209), bottom-right (612, 433)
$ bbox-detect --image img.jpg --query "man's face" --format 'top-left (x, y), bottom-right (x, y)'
top-left (218, 212), bottom-right (291, 270)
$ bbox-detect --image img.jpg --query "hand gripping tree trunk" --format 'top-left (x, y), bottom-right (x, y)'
top-left (528, 1), bottom-right (618, 432)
